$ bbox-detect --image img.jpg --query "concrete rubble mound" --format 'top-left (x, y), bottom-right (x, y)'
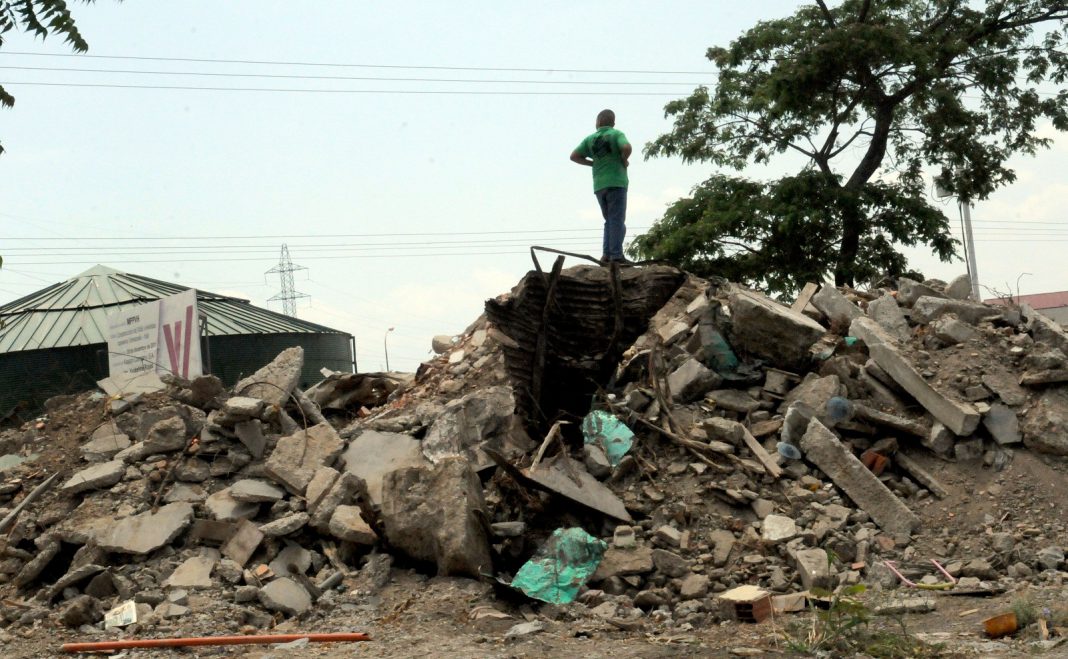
top-left (1, 267), bottom-right (1068, 646)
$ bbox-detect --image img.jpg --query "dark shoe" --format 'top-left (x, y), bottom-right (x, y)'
top-left (609, 257), bottom-right (635, 266)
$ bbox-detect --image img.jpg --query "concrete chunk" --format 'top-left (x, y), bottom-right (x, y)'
top-left (931, 316), bottom-right (978, 344)
top-left (259, 512), bottom-right (309, 537)
top-left (340, 430), bottom-right (429, 506)
top-left (258, 577), bottom-right (312, 617)
top-left (230, 479), bottom-right (286, 503)
top-left (850, 317), bottom-right (980, 436)
top-left (309, 472), bottom-right (364, 533)
top-left (327, 505), bottom-right (376, 544)
top-left (234, 346), bottom-right (304, 407)
top-left (667, 358), bottom-right (721, 403)
top-left (163, 556), bottom-right (216, 589)
top-left (795, 548), bottom-right (833, 590)
top-left (912, 296), bottom-right (999, 326)
top-left (896, 278), bottom-right (944, 307)
top-left (945, 274), bottom-right (974, 300)
top-left (81, 433), bottom-right (131, 462)
top-left (866, 294), bottom-right (910, 343)
top-left (421, 386), bottom-right (514, 463)
top-left (62, 460), bottom-right (125, 495)
top-left (728, 288), bottom-right (826, 370)
top-left (983, 403), bottom-right (1021, 445)
top-left (811, 284), bottom-right (862, 328)
top-left (99, 503), bottom-right (194, 555)
top-left (762, 515), bottom-right (798, 543)
top-left (220, 519), bottom-right (264, 567)
top-left (205, 487), bottom-right (259, 522)
top-left (1023, 305), bottom-right (1068, 353)
top-left (233, 420), bottom-right (266, 459)
top-left (799, 418), bottom-right (919, 537)
top-left (264, 423), bottom-right (344, 495)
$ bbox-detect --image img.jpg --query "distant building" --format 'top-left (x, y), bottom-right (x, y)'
top-left (0, 265), bottom-right (355, 416)
top-left (985, 290), bottom-right (1068, 325)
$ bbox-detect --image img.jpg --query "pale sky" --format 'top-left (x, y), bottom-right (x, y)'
top-left (2, 2), bottom-right (1065, 372)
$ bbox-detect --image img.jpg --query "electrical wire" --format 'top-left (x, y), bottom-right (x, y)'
top-left (1, 226), bottom-right (648, 240)
top-left (0, 81), bottom-right (689, 96)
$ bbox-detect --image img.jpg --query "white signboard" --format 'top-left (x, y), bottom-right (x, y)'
top-left (106, 300), bottom-right (161, 376)
top-left (106, 290), bottom-right (203, 379)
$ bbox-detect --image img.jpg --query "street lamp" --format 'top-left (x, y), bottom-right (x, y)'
top-left (383, 327), bottom-right (395, 372)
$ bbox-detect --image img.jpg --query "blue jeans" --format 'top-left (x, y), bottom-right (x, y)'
top-left (595, 186), bottom-right (627, 260)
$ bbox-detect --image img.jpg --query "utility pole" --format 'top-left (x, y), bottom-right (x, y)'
top-left (266, 244), bottom-right (309, 316)
top-left (960, 201), bottom-right (981, 301)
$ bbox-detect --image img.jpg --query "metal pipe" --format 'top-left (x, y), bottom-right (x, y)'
top-left (61, 632), bottom-right (371, 653)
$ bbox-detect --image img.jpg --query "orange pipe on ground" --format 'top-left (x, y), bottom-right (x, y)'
top-left (61, 632), bottom-right (371, 652)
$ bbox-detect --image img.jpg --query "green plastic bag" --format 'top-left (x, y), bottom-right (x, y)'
top-left (582, 410), bottom-right (634, 467)
top-left (511, 527), bottom-right (608, 605)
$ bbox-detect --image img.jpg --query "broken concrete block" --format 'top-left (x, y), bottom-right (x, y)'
top-left (1022, 388), bottom-right (1068, 455)
top-left (911, 296), bottom-right (998, 326)
top-left (233, 420), bottom-right (266, 459)
top-left (945, 274), bottom-right (973, 300)
top-left (795, 548), bottom-right (833, 590)
top-left (784, 374), bottom-right (841, 415)
top-left (980, 370), bottom-right (1028, 407)
top-left (866, 293), bottom-right (910, 342)
top-left (234, 346), bottom-right (304, 407)
top-left (258, 577), bottom-right (311, 616)
top-left (651, 548), bottom-right (691, 577)
top-left (264, 423), bottom-right (344, 496)
top-left (340, 430), bottom-right (428, 506)
top-left (583, 444), bottom-right (612, 479)
top-left (1023, 304), bottom-right (1068, 353)
top-left (850, 317), bottom-right (980, 436)
top-left (205, 487), bottom-right (260, 522)
top-left (524, 457), bottom-right (632, 522)
top-left (592, 546), bottom-right (655, 580)
top-left (923, 421), bottom-right (955, 457)
top-left (931, 316), bottom-right (978, 345)
top-left (421, 386), bottom-right (514, 463)
top-left (707, 389), bottom-right (760, 413)
top-left (811, 284), bottom-right (862, 328)
top-left (259, 512), bottom-right (309, 538)
top-left (163, 555), bottom-right (216, 589)
top-left (230, 479), bottom-right (286, 503)
top-left (761, 515), bottom-right (798, 543)
top-left (99, 502), bottom-right (194, 555)
top-left (220, 397), bottom-right (265, 422)
top-left (799, 418), bottom-right (919, 537)
top-left (657, 318), bottom-right (692, 345)
top-left (115, 416), bottom-right (188, 463)
top-left (679, 573), bottom-right (710, 600)
top-left (309, 472), bottom-right (364, 532)
top-left (667, 358), bottom-right (721, 403)
top-left (983, 403), bottom-right (1021, 445)
top-left (431, 335), bottom-right (454, 354)
top-left (81, 433), bottom-right (131, 462)
top-left (896, 278), bottom-right (944, 307)
top-left (327, 505), bottom-right (376, 544)
top-left (220, 520), bottom-right (264, 567)
top-left (727, 288), bottom-right (826, 370)
top-left (379, 457), bottom-right (492, 578)
top-left (61, 460), bottom-right (125, 495)
top-left (709, 529), bottom-right (736, 567)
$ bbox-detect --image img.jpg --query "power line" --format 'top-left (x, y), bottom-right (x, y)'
top-left (0, 51), bottom-right (718, 75)
top-left (0, 65), bottom-right (709, 86)
top-left (0, 81), bottom-right (687, 96)
top-left (3, 227), bottom-right (648, 240)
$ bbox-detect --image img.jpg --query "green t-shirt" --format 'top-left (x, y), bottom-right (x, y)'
top-left (575, 126), bottom-right (630, 192)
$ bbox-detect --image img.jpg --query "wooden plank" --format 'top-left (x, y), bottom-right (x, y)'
top-left (741, 427), bottom-right (782, 479)
top-left (791, 282), bottom-right (819, 312)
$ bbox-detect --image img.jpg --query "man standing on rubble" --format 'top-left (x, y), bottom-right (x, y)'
top-left (571, 109), bottom-right (632, 265)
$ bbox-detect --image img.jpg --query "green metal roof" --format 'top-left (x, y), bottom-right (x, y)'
top-left (0, 265), bottom-right (350, 354)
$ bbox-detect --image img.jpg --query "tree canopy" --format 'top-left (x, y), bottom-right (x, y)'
top-left (631, 0), bottom-right (1068, 295)
top-left (1, 0), bottom-right (95, 155)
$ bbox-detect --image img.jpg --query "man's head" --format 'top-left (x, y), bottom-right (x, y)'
top-left (596, 109), bottom-right (615, 128)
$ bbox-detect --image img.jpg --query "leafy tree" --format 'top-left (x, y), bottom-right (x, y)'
top-left (1, 0), bottom-right (95, 155)
top-left (632, 0), bottom-right (1068, 294)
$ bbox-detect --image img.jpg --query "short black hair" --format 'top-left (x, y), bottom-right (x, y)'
top-left (596, 109), bottom-right (615, 127)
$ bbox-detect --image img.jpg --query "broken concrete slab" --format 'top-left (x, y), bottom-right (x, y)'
top-left (866, 293), bottom-right (910, 343)
top-left (591, 546), bottom-right (654, 581)
top-left (99, 502), bottom-right (194, 555)
top-left (270, 541), bottom-right (312, 576)
top-left (115, 416), bottom-right (188, 463)
top-left (234, 346), bottom-right (304, 407)
top-left (894, 451), bottom-right (949, 499)
top-left (61, 459), bottom-right (125, 495)
top-left (896, 278), bottom-right (944, 307)
top-left (339, 430), bottom-right (429, 506)
top-left (667, 358), bottom-right (721, 403)
top-left (945, 274), bottom-right (973, 300)
top-left (233, 420), bottom-right (266, 460)
top-left (1022, 304), bottom-right (1068, 353)
top-left (309, 472), bottom-right (364, 532)
top-left (327, 505), bottom-right (376, 544)
top-left (220, 519), bottom-right (264, 567)
top-left (380, 457), bottom-right (492, 578)
top-left (762, 515), bottom-right (798, 543)
top-left (163, 555), bottom-right (216, 589)
top-left (727, 288), bottom-right (826, 370)
top-left (912, 296), bottom-right (999, 326)
top-left (205, 487), bottom-right (260, 522)
top-left (264, 423), bottom-right (344, 496)
top-left (1022, 388), bottom-right (1068, 455)
top-left (259, 512), bottom-right (309, 537)
top-left (230, 479), bottom-right (286, 503)
top-left (931, 316), bottom-right (978, 345)
top-left (795, 548), bottom-right (833, 590)
top-left (850, 317), bottom-right (980, 436)
top-left (852, 403), bottom-right (928, 438)
top-left (983, 403), bottom-right (1021, 445)
top-left (524, 456), bottom-right (632, 522)
top-left (258, 577), bottom-right (312, 616)
top-left (81, 433), bottom-right (131, 462)
top-left (799, 418), bottom-right (919, 537)
top-left (421, 385), bottom-right (515, 463)
top-left (811, 284), bottom-right (862, 328)
top-left (981, 369), bottom-right (1029, 406)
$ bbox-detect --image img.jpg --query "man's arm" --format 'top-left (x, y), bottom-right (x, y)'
top-left (620, 143), bottom-right (632, 168)
top-left (570, 150), bottom-right (592, 166)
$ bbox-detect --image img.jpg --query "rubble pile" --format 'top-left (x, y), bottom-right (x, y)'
top-left (1, 265), bottom-right (1068, 644)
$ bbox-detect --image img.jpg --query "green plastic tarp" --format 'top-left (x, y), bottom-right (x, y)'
top-left (511, 527), bottom-right (608, 605)
top-left (582, 410), bottom-right (634, 467)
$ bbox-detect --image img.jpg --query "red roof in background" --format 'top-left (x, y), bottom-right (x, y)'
top-left (984, 291), bottom-right (1068, 309)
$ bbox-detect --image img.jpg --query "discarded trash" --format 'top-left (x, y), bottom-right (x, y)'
top-left (776, 442), bottom-right (802, 460)
top-left (510, 527), bottom-right (607, 605)
top-left (825, 396), bottom-right (855, 424)
top-left (581, 410), bottom-right (634, 467)
top-left (103, 600), bottom-right (138, 629)
top-left (983, 612), bottom-right (1019, 639)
